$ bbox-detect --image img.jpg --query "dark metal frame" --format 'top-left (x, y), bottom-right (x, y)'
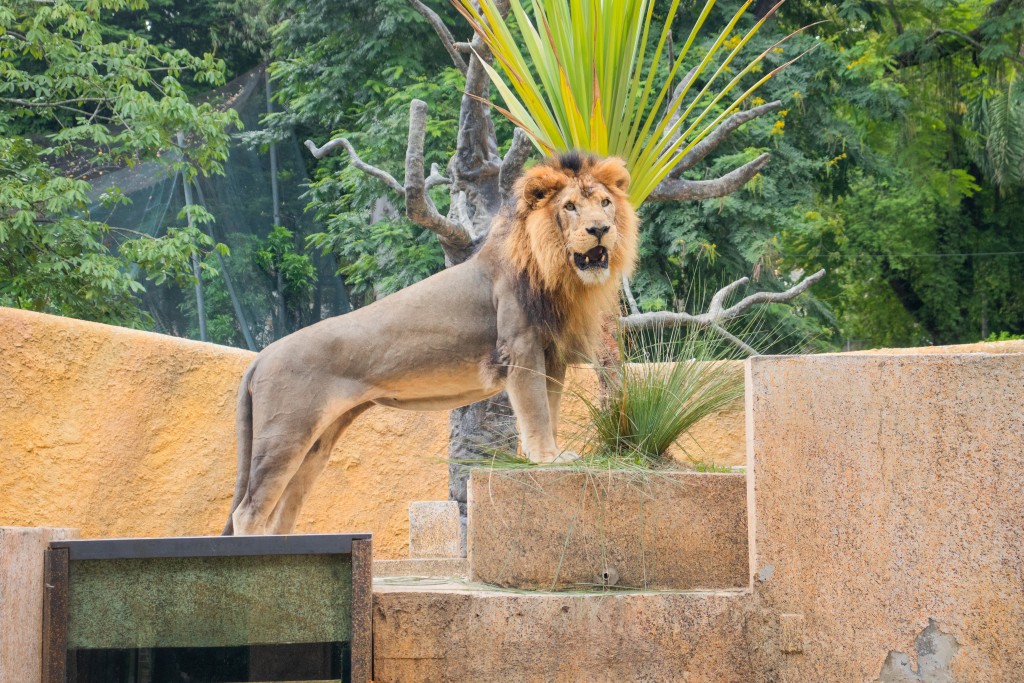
top-left (41, 534), bottom-right (373, 683)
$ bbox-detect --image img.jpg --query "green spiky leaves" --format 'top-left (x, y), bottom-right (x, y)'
top-left (454, 0), bottom-right (811, 205)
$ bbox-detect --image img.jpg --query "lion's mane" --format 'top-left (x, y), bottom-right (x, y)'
top-left (491, 152), bottom-right (639, 359)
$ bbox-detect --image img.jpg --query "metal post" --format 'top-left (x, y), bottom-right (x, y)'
top-left (265, 69), bottom-right (287, 337)
top-left (177, 131), bottom-right (207, 342)
top-left (192, 182), bottom-right (258, 351)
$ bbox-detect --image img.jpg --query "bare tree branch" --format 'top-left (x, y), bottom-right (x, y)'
top-left (647, 153), bottom-right (771, 202)
top-left (671, 101), bottom-right (783, 176)
top-left (498, 128), bottom-right (533, 198)
top-left (405, 99), bottom-right (472, 248)
top-left (620, 269), bottom-right (825, 335)
top-left (304, 137), bottom-right (405, 196)
top-left (425, 162), bottom-right (451, 191)
top-left (453, 0), bottom-right (510, 187)
top-left (407, 0), bottom-right (468, 75)
top-left (660, 67), bottom-right (699, 135)
top-left (709, 322), bottom-right (759, 356)
top-left (718, 269), bottom-right (825, 319)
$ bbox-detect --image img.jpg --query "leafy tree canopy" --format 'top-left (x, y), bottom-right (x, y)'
top-left (0, 0), bottom-right (238, 325)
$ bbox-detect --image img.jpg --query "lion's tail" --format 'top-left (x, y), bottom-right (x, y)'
top-left (221, 360), bottom-right (257, 536)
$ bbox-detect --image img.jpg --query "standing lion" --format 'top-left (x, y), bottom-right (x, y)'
top-left (224, 152), bottom-right (638, 535)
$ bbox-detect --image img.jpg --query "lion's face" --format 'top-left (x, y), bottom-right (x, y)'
top-left (513, 153), bottom-right (638, 289)
top-left (554, 179), bottom-right (621, 284)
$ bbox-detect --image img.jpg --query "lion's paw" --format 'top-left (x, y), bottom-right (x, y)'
top-left (529, 449), bottom-right (581, 465)
top-left (551, 450), bottom-right (581, 464)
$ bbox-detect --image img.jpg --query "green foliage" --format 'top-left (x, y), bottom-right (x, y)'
top-left (265, 0), bottom-right (457, 134)
top-left (260, 0), bottom-right (469, 305)
top-left (628, 0), bottom-right (1024, 350)
top-left (255, 225), bottom-right (317, 300)
top-left (102, 0), bottom-right (269, 80)
top-left (774, 0), bottom-right (1024, 346)
top-left (303, 69), bottom-right (473, 305)
top-left (578, 328), bottom-right (744, 466)
top-left (457, 0), bottom-right (802, 204)
top-left (985, 331), bottom-right (1024, 342)
top-left (0, 0), bottom-right (238, 326)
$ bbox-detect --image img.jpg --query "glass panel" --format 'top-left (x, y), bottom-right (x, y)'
top-left (67, 555), bottom-right (352, 649)
top-left (68, 642), bottom-right (350, 682)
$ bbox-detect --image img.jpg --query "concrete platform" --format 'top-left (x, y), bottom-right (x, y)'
top-left (468, 469), bottom-right (747, 590)
top-left (372, 579), bottom-right (752, 683)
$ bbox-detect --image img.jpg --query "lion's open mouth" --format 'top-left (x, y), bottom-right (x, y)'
top-left (573, 246), bottom-right (608, 271)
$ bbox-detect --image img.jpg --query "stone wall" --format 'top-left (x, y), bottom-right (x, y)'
top-left (746, 352), bottom-right (1024, 682)
top-left (0, 307), bottom-right (448, 558)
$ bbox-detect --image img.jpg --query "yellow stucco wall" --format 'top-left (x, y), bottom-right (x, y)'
top-left (0, 307), bottom-right (450, 558)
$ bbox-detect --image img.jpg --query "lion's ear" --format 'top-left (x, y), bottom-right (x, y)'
top-left (591, 157), bottom-right (630, 193)
top-left (520, 165), bottom-right (568, 208)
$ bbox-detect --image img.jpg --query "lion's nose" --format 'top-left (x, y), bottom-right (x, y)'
top-left (586, 225), bottom-right (610, 240)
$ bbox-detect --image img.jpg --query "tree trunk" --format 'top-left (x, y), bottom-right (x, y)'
top-left (441, 88), bottom-right (518, 551)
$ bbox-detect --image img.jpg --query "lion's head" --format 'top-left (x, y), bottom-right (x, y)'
top-left (499, 152), bottom-right (639, 356)
top-left (509, 152), bottom-right (638, 291)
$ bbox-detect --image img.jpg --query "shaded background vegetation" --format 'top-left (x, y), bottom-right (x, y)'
top-left (3, 0), bottom-right (1023, 350)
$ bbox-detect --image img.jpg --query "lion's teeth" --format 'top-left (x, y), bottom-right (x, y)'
top-left (585, 256), bottom-right (590, 263)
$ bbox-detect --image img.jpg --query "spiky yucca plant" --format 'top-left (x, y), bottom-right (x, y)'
top-left (454, 0), bottom-right (811, 205)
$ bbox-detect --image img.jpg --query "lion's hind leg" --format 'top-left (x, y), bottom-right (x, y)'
top-left (232, 389), bottom-right (365, 535)
top-left (264, 403), bottom-right (373, 534)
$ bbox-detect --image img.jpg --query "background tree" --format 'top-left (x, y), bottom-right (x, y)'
top-left (775, 0), bottom-right (1024, 347)
top-left (0, 0), bottom-right (238, 325)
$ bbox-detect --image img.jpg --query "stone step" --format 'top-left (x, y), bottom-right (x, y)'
top-left (372, 580), bottom-right (752, 682)
top-left (373, 558), bottom-right (468, 579)
top-left (468, 469), bottom-right (748, 591)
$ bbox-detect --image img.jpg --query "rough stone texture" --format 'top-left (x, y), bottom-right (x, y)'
top-left (469, 469), bottom-right (747, 590)
top-left (374, 559), bottom-right (468, 578)
top-left (746, 353), bottom-right (1024, 683)
top-left (408, 501), bottom-right (460, 558)
top-left (852, 339), bottom-right (1024, 355)
top-left (0, 526), bottom-right (78, 683)
top-left (0, 307), bottom-right (447, 558)
top-left (373, 582), bottom-right (751, 682)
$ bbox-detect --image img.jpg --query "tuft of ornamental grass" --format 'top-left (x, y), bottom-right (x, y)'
top-left (447, 326), bottom-right (745, 473)
top-left (575, 326), bottom-right (745, 467)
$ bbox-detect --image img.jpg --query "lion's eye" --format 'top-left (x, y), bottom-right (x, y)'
top-left (564, 202), bottom-right (576, 211)
top-left (601, 198), bottom-right (611, 207)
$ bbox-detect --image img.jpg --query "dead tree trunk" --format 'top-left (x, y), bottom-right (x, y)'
top-left (305, 0), bottom-right (823, 544)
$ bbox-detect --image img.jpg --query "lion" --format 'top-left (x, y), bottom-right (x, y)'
top-left (223, 152), bottom-right (639, 535)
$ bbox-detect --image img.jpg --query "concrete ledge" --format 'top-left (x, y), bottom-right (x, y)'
top-left (373, 559), bottom-right (468, 579)
top-left (468, 469), bottom-right (747, 591)
top-left (408, 501), bottom-right (460, 559)
top-left (373, 583), bottom-right (751, 682)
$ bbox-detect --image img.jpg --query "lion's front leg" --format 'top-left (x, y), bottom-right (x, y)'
top-left (504, 337), bottom-right (576, 464)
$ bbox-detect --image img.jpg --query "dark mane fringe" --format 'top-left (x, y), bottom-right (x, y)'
top-left (512, 269), bottom-right (564, 343)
